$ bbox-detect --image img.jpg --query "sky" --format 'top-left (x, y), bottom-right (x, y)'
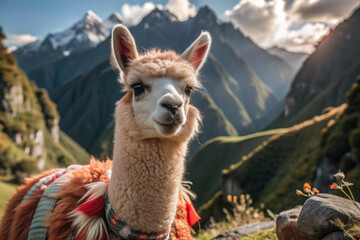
top-left (1, 0), bottom-right (359, 53)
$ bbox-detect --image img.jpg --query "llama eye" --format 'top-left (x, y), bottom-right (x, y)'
top-left (131, 83), bottom-right (145, 97)
top-left (184, 86), bottom-right (193, 96)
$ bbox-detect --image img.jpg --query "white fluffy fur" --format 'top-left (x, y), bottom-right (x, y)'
top-left (130, 77), bottom-right (189, 138)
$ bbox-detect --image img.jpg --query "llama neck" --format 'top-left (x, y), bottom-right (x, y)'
top-left (108, 101), bottom-right (189, 232)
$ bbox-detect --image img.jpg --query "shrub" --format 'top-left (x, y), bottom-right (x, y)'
top-left (340, 155), bottom-right (356, 173)
top-left (12, 158), bottom-right (38, 173)
top-left (342, 114), bottom-right (359, 134)
top-left (323, 132), bottom-right (349, 162)
top-left (350, 129), bottom-right (360, 162)
top-left (35, 88), bottom-right (59, 121)
top-left (57, 155), bottom-right (74, 167)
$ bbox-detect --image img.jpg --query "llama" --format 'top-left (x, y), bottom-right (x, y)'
top-left (0, 24), bottom-right (211, 240)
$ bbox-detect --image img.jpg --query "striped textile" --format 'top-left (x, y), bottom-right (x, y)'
top-left (104, 195), bottom-right (171, 240)
top-left (22, 169), bottom-right (66, 203)
top-left (27, 174), bottom-right (69, 240)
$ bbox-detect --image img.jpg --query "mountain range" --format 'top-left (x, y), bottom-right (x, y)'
top-left (14, 11), bottom-right (122, 73)
top-left (13, 7), bottom-right (306, 157)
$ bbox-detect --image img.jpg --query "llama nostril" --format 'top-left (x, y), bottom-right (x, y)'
top-left (161, 103), bottom-right (180, 115)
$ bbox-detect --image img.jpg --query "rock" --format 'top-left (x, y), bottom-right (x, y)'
top-left (276, 206), bottom-right (311, 240)
top-left (297, 193), bottom-right (360, 239)
top-left (322, 231), bottom-right (353, 240)
top-left (212, 221), bottom-right (275, 240)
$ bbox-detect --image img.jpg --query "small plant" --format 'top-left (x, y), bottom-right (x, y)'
top-left (330, 171), bottom-right (360, 240)
top-left (330, 219), bottom-right (360, 240)
top-left (296, 182), bottom-right (320, 197)
top-left (330, 171), bottom-right (358, 208)
top-left (193, 194), bottom-right (268, 240)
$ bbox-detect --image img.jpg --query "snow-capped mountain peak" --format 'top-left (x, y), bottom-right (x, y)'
top-left (103, 12), bottom-right (123, 35)
top-left (83, 10), bottom-right (103, 24)
top-left (15, 10), bottom-right (123, 58)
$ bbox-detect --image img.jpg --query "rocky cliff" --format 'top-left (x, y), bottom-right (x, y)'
top-left (0, 27), bottom-right (89, 180)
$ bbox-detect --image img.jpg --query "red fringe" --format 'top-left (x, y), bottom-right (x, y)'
top-left (77, 196), bottom-right (105, 217)
top-left (185, 200), bottom-right (201, 227)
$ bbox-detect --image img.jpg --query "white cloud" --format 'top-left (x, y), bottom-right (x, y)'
top-left (120, 0), bottom-right (196, 25)
top-left (120, 2), bottom-right (158, 26)
top-left (165, 0), bottom-right (197, 21)
top-left (290, 0), bottom-right (360, 25)
top-left (225, 0), bottom-right (288, 49)
top-left (4, 34), bottom-right (38, 47)
top-left (277, 23), bottom-right (329, 53)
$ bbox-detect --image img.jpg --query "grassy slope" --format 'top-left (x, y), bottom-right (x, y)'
top-left (59, 131), bottom-right (89, 164)
top-left (187, 129), bottom-right (286, 207)
top-left (223, 107), bottom-right (344, 213)
top-left (0, 180), bottom-right (17, 217)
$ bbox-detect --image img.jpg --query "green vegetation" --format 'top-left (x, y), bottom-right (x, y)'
top-left (59, 132), bottom-right (89, 164)
top-left (350, 129), bottom-right (360, 161)
top-left (43, 130), bottom-right (88, 169)
top-left (0, 180), bottom-right (17, 217)
top-left (188, 129), bottom-right (287, 208)
top-left (319, 76), bottom-right (360, 200)
top-left (241, 228), bottom-right (277, 240)
top-left (34, 86), bottom-right (59, 127)
top-left (194, 194), bottom-right (269, 240)
top-left (0, 28), bottom-right (89, 182)
top-left (223, 108), bottom-right (342, 213)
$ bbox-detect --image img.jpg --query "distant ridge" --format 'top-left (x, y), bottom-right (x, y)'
top-left (268, 6), bottom-right (360, 129)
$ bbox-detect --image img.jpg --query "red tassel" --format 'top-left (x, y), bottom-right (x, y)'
top-left (75, 227), bottom-right (87, 240)
top-left (77, 196), bottom-right (105, 217)
top-left (185, 199), bottom-right (201, 227)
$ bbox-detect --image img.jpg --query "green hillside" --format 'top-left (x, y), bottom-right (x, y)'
top-left (225, 108), bottom-right (344, 213)
top-left (187, 129), bottom-right (286, 207)
top-left (0, 180), bottom-right (17, 217)
top-left (0, 27), bottom-right (89, 181)
top-left (198, 107), bottom-right (343, 224)
top-left (320, 76), bottom-right (360, 200)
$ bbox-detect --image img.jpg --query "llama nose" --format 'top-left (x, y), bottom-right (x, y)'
top-left (161, 103), bottom-right (180, 115)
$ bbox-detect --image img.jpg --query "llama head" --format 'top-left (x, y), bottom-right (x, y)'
top-left (111, 24), bottom-right (211, 140)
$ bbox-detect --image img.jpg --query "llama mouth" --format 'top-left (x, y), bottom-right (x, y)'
top-left (154, 120), bottom-right (178, 127)
top-left (153, 119), bottom-right (181, 135)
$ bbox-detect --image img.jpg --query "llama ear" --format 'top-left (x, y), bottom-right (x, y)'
top-left (111, 24), bottom-right (138, 73)
top-left (182, 32), bottom-right (211, 72)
